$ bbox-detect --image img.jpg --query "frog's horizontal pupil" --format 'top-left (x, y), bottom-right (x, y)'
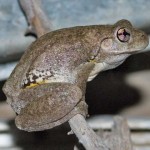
top-left (117, 28), bottom-right (130, 42)
top-left (123, 29), bottom-right (130, 36)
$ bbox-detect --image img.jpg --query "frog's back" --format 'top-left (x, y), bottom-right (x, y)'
top-left (25, 25), bottom-right (106, 70)
top-left (21, 26), bottom-right (103, 88)
top-left (29, 25), bottom-right (106, 52)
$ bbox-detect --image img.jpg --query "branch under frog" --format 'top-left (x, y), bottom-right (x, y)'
top-left (69, 114), bottom-right (109, 150)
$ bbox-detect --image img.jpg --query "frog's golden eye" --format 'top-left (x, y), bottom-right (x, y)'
top-left (117, 28), bottom-right (130, 42)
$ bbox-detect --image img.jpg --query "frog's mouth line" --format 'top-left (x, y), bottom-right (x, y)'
top-left (110, 49), bottom-right (144, 55)
top-left (105, 60), bottom-right (124, 65)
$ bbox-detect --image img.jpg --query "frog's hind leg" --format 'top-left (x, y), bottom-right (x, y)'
top-left (15, 82), bottom-right (84, 131)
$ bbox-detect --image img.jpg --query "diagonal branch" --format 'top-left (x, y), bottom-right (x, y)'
top-left (19, 0), bottom-right (52, 37)
top-left (69, 114), bottom-right (109, 150)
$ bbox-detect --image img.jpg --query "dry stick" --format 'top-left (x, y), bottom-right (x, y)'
top-left (69, 114), bottom-right (109, 150)
top-left (19, 0), bottom-right (109, 150)
top-left (97, 116), bottom-right (133, 150)
top-left (19, 0), bottom-right (51, 37)
top-left (111, 116), bottom-right (133, 150)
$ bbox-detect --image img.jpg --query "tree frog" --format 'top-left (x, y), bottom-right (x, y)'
top-left (3, 20), bottom-right (149, 131)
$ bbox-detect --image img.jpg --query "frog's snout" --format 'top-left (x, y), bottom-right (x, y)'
top-left (139, 31), bottom-right (149, 49)
top-left (132, 30), bottom-right (149, 53)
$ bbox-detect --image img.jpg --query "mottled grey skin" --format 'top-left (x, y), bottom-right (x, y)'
top-left (3, 20), bottom-right (149, 131)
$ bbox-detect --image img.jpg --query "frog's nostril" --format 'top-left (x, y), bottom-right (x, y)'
top-left (141, 34), bottom-right (144, 37)
top-left (141, 33), bottom-right (148, 42)
top-left (141, 34), bottom-right (145, 38)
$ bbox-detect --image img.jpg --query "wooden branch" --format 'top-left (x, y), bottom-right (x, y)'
top-left (96, 116), bottom-right (133, 150)
top-left (69, 114), bottom-right (108, 150)
top-left (70, 115), bottom-right (133, 150)
top-left (19, 0), bottom-right (52, 37)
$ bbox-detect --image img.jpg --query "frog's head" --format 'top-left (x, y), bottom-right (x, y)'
top-left (98, 19), bottom-right (149, 65)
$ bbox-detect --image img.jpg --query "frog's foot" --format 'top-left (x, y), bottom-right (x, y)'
top-left (15, 83), bottom-right (84, 131)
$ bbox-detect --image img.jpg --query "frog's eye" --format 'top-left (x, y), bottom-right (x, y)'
top-left (117, 28), bottom-right (130, 42)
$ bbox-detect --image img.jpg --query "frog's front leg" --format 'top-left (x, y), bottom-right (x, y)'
top-left (15, 82), bottom-right (83, 131)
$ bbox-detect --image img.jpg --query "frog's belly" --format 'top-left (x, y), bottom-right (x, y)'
top-left (88, 62), bottom-right (121, 81)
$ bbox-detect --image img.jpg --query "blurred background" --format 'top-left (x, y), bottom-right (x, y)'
top-left (1, 0), bottom-right (150, 149)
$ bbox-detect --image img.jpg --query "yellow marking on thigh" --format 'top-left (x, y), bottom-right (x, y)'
top-left (26, 80), bottom-right (49, 88)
